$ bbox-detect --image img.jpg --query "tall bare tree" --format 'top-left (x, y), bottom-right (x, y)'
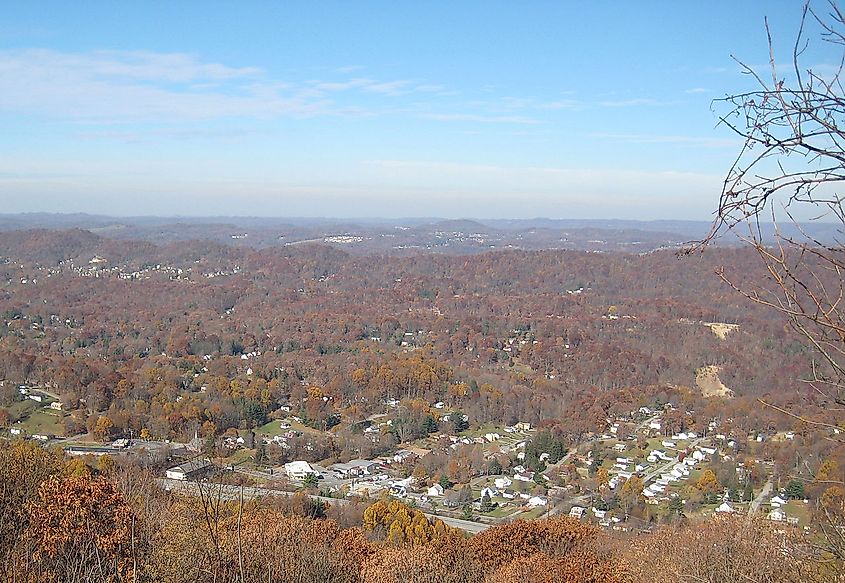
top-left (704, 1), bottom-right (845, 569)
top-left (705, 1), bottom-right (845, 431)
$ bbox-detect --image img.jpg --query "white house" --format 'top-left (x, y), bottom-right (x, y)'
top-left (527, 496), bottom-right (547, 508)
top-left (569, 506), bottom-right (586, 519)
top-left (715, 502), bottom-right (735, 513)
top-left (481, 487), bottom-right (498, 499)
top-left (284, 460), bottom-right (317, 480)
top-left (768, 508), bottom-right (787, 522)
top-left (427, 484), bottom-right (445, 497)
top-left (494, 477), bottom-right (512, 489)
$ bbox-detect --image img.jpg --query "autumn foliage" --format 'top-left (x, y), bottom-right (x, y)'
top-left (0, 443), bottom-right (830, 583)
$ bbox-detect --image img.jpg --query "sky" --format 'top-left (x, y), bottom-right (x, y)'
top-left (0, 2), bottom-right (838, 220)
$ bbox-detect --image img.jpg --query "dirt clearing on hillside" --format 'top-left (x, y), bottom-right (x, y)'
top-left (704, 322), bottom-right (739, 340)
top-left (696, 365), bottom-right (735, 398)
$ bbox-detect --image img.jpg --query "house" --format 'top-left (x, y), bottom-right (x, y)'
top-left (502, 490), bottom-right (516, 500)
top-left (715, 502), bottom-right (735, 513)
top-left (514, 472), bottom-right (535, 482)
top-left (768, 508), bottom-right (787, 522)
top-left (515, 422), bottom-right (531, 432)
top-left (427, 484), bottom-right (445, 497)
top-left (49, 401), bottom-right (63, 411)
top-left (9, 427), bottom-right (22, 436)
top-left (494, 477), bottom-right (512, 489)
top-left (569, 506), bottom-right (586, 519)
top-left (770, 495), bottom-right (787, 507)
top-left (284, 460), bottom-right (318, 480)
top-left (527, 496), bottom-right (547, 508)
top-left (165, 458), bottom-right (212, 481)
top-left (393, 449), bottom-right (415, 463)
top-left (330, 459), bottom-right (380, 477)
top-left (592, 508), bottom-right (607, 519)
top-left (481, 487), bottom-right (498, 499)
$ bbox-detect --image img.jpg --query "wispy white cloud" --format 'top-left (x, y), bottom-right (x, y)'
top-left (422, 113), bottom-right (540, 124)
top-left (0, 49), bottom-right (448, 122)
top-left (76, 127), bottom-right (267, 143)
top-left (590, 132), bottom-right (740, 148)
top-left (599, 98), bottom-right (681, 107)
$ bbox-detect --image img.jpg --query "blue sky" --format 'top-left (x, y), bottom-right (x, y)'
top-left (0, 2), bottom-right (835, 219)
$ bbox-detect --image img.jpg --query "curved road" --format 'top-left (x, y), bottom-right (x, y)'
top-left (157, 478), bottom-right (490, 533)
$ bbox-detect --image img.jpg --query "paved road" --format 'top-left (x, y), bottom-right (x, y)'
top-left (749, 477), bottom-right (773, 517)
top-left (157, 478), bottom-right (490, 533)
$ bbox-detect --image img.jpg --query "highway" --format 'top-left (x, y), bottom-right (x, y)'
top-left (157, 478), bottom-right (491, 533)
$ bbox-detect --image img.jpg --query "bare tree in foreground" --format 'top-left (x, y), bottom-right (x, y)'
top-left (703, 1), bottom-right (845, 569)
top-left (705, 1), bottom-right (845, 427)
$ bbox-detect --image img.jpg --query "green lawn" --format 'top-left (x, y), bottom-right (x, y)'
top-left (483, 504), bottom-right (523, 518)
top-left (255, 419), bottom-right (282, 436)
top-left (785, 500), bottom-right (812, 527)
top-left (10, 407), bottom-right (66, 436)
top-left (518, 507), bottom-right (549, 520)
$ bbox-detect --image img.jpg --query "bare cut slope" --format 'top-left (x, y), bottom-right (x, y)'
top-left (696, 365), bottom-right (735, 398)
top-left (704, 322), bottom-right (739, 340)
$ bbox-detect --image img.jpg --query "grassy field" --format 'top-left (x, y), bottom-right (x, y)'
top-left (785, 500), bottom-right (812, 527)
top-left (9, 400), bottom-right (66, 436)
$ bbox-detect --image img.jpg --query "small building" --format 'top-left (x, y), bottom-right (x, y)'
top-left (494, 477), bottom-right (512, 489)
top-left (768, 508), bottom-right (787, 522)
top-left (285, 461), bottom-right (318, 480)
top-left (330, 459), bottom-right (380, 477)
top-left (427, 484), bottom-right (445, 497)
top-left (393, 449), bottom-right (415, 463)
top-left (165, 458), bottom-right (212, 481)
top-left (569, 506), bottom-right (586, 519)
top-left (480, 487), bottom-right (498, 499)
